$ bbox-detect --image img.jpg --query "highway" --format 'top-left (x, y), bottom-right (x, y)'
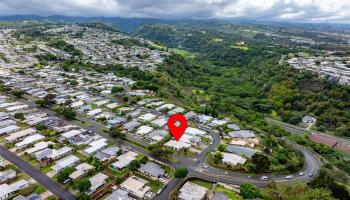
top-left (0, 145), bottom-right (76, 200)
top-left (8, 95), bottom-right (322, 199)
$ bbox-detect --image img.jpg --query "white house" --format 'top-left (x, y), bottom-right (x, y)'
top-left (120, 176), bottom-right (150, 199)
top-left (164, 140), bottom-right (191, 150)
top-left (83, 138), bottom-right (108, 155)
top-left (137, 113), bottom-right (156, 122)
top-left (5, 128), bottom-right (37, 143)
top-left (52, 155), bottom-right (80, 172)
top-left (87, 109), bottom-right (102, 116)
top-left (88, 173), bottom-right (108, 194)
top-left (136, 125), bottom-right (153, 135)
top-left (221, 152), bottom-right (247, 166)
top-left (112, 151), bottom-right (138, 170)
top-left (0, 180), bottom-right (29, 200)
top-left (0, 125), bottom-right (20, 136)
top-left (15, 134), bottom-right (45, 149)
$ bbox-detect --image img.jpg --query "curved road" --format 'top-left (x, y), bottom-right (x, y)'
top-left (190, 143), bottom-right (321, 187)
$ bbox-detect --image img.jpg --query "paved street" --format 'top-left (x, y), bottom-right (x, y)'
top-left (0, 145), bottom-right (75, 200)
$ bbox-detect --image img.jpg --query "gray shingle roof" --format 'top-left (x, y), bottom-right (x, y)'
top-left (139, 162), bottom-right (164, 178)
top-left (227, 145), bottom-right (257, 158)
top-left (228, 130), bottom-right (255, 139)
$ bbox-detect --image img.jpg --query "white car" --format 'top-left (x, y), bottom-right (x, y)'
top-left (285, 175), bottom-right (293, 179)
top-left (299, 172), bottom-right (305, 176)
top-left (259, 176), bottom-right (268, 181)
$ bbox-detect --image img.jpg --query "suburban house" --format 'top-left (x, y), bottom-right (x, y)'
top-left (112, 151), bottom-right (138, 170)
top-left (25, 141), bottom-right (54, 155)
top-left (222, 152), bottom-right (247, 166)
top-left (107, 117), bottom-right (127, 128)
top-left (15, 134), bottom-right (45, 149)
top-left (94, 145), bottom-right (120, 162)
top-left (83, 138), bottom-right (108, 155)
top-left (106, 188), bottom-right (133, 200)
top-left (164, 140), bottom-right (191, 150)
top-left (5, 128), bottom-right (37, 143)
top-left (138, 162), bottom-right (165, 180)
top-left (302, 115), bottom-right (316, 125)
top-left (88, 173), bottom-right (108, 194)
top-left (34, 148), bottom-right (53, 161)
top-left (0, 169), bottom-right (16, 184)
top-left (0, 125), bottom-right (20, 136)
top-left (226, 145), bottom-right (258, 158)
top-left (137, 113), bottom-right (156, 122)
top-left (228, 130), bottom-right (256, 139)
top-left (136, 125), bottom-right (153, 136)
top-left (0, 180), bottom-right (29, 200)
top-left (52, 155), bottom-right (80, 172)
top-left (178, 181), bottom-right (209, 200)
top-left (49, 147), bottom-right (73, 160)
top-left (123, 120), bottom-right (141, 132)
top-left (227, 123), bottom-right (240, 131)
top-left (69, 163), bottom-right (94, 180)
top-left (120, 176), bottom-right (150, 199)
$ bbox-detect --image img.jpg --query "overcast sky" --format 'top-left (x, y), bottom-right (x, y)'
top-left (1, 0), bottom-right (350, 23)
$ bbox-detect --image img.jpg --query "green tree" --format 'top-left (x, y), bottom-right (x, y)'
top-left (123, 96), bottom-right (129, 102)
top-left (213, 151), bottom-right (223, 164)
top-left (140, 155), bottom-right (149, 164)
top-left (307, 188), bottom-right (334, 200)
top-left (70, 80), bottom-right (79, 86)
top-left (217, 144), bottom-right (227, 152)
top-left (35, 99), bottom-right (49, 107)
top-left (56, 167), bottom-right (75, 183)
top-left (129, 160), bottom-right (141, 171)
top-left (240, 183), bottom-right (260, 199)
top-left (76, 193), bottom-right (90, 200)
top-left (251, 154), bottom-right (269, 172)
top-left (14, 112), bottom-right (24, 120)
top-left (74, 179), bottom-right (91, 193)
top-left (87, 156), bottom-right (102, 171)
top-left (35, 123), bottom-right (47, 131)
top-left (46, 196), bottom-right (57, 200)
top-left (150, 146), bottom-right (173, 158)
top-left (308, 168), bottom-right (350, 200)
top-left (111, 86), bottom-right (125, 94)
top-left (174, 168), bottom-right (188, 178)
top-left (61, 108), bottom-right (76, 119)
top-left (117, 149), bottom-right (123, 156)
top-left (109, 127), bottom-right (125, 139)
top-left (12, 90), bottom-right (24, 98)
top-left (266, 182), bottom-right (334, 200)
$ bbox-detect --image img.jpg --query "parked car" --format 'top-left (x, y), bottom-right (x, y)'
top-left (309, 173), bottom-right (313, 177)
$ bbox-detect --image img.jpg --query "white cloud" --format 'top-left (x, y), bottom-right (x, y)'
top-left (0, 0), bottom-right (349, 23)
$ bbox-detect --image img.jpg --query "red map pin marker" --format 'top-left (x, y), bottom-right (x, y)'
top-left (168, 114), bottom-right (187, 141)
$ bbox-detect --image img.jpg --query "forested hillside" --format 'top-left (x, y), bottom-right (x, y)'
top-left (135, 23), bottom-right (350, 137)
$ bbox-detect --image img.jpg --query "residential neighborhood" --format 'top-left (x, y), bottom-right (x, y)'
top-left (288, 55), bottom-right (350, 85)
top-left (0, 18), bottom-right (348, 200)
